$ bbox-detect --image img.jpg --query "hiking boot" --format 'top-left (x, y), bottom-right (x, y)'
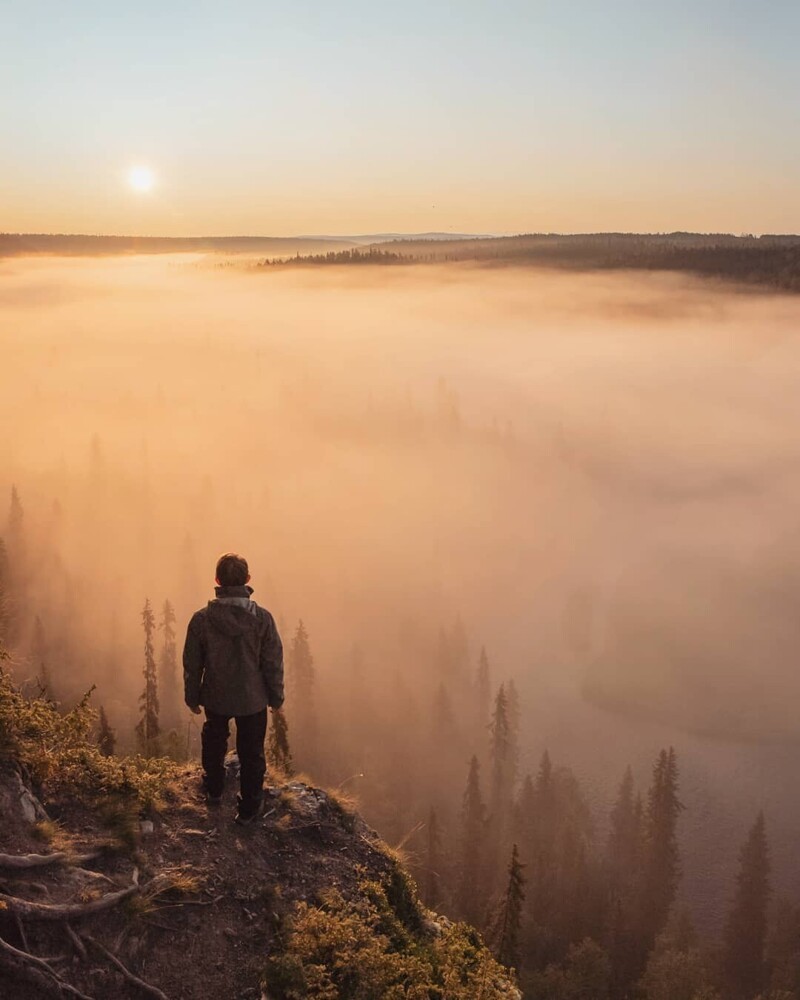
top-left (234, 796), bottom-right (264, 826)
top-left (199, 779), bottom-right (223, 806)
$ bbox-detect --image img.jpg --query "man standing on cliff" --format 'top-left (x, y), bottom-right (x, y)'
top-left (183, 552), bottom-right (284, 825)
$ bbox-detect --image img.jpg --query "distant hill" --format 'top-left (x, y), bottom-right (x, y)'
top-left (0, 233), bottom-right (358, 257)
top-left (306, 232), bottom-right (487, 244)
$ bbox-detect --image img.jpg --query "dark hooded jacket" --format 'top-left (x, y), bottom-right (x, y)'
top-left (183, 585), bottom-right (284, 717)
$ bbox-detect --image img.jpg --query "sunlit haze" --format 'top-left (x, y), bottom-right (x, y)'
top-left (2, 5), bottom-right (800, 997)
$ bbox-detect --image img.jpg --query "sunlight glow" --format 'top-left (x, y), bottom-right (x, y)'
top-left (127, 165), bottom-right (156, 193)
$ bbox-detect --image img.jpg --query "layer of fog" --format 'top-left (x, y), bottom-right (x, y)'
top-left (3, 254), bottom-right (800, 921)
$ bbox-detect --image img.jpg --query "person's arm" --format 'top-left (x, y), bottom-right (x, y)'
top-left (260, 613), bottom-right (284, 710)
top-left (183, 612), bottom-right (205, 713)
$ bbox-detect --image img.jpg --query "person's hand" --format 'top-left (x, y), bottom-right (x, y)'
top-left (187, 704), bottom-right (202, 715)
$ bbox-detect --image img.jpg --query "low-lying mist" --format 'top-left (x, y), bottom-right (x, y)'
top-left (3, 253), bottom-right (800, 921)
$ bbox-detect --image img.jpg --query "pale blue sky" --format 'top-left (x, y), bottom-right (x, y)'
top-left (2, 0), bottom-right (798, 234)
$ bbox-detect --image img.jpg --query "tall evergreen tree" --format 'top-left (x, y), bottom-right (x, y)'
top-left (606, 768), bottom-right (647, 994)
top-left (723, 812), bottom-right (770, 999)
top-left (97, 706), bottom-right (116, 756)
top-left (489, 684), bottom-right (516, 872)
top-left (608, 766), bottom-right (642, 889)
top-left (639, 748), bottom-right (683, 956)
top-left (288, 620), bottom-right (318, 769)
top-left (493, 843), bottom-right (526, 970)
top-left (456, 755), bottom-right (488, 927)
top-left (475, 645), bottom-right (491, 731)
top-left (158, 599), bottom-right (179, 728)
top-left (0, 538), bottom-right (9, 646)
top-left (31, 615), bottom-right (54, 699)
top-left (135, 598), bottom-right (160, 755)
top-left (267, 709), bottom-right (294, 776)
top-left (506, 678), bottom-right (521, 776)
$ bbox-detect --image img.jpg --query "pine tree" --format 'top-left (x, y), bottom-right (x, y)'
top-left (490, 684), bottom-right (517, 801)
top-left (506, 678), bottom-right (521, 773)
top-left (608, 766), bottom-right (642, 889)
top-left (267, 709), bottom-right (294, 777)
top-left (456, 755), bottom-right (488, 927)
top-left (31, 615), bottom-right (54, 699)
top-left (493, 843), bottom-right (526, 969)
top-left (135, 598), bottom-right (160, 755)
top-left (475, 645), bottom-right (491, 731)
top-left (489, 684), bottom-right (516, 873)
top-left (606, 768), bottom-right (647, 994)
top-left (158, 599), bottom-right (179, 728)
top-left (723, 812), bottom-right (771, 999)
top-left (97, 706), bottom-right (116, 756)
top-left (288, 620), bottom-right (317, 768)
top-left (424, 807), bottom-right (443, 909)
top-left (639, 748), bottom-right (683, 955)
top-left (0, 538), bottom-right (9, 646)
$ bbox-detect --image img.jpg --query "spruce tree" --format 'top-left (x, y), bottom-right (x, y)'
top-left (723, 812), bottom-right (771, 999)
top-left (457, 755), bottom-right (488, 927)
top-left (493, 843), bottom-right (526, 969)
top-left (608, 766), bottom-right (641, 889)
top-left (489, 684), bottom-right (516, 872)
top-left (424, 807), bottom-right (443, 909)
top-left (606, 768), bottom-right (647, 994)
top-left (135, 598), bottom-right (160, 755)
top-left (506, 678), bottom-right (521, 775)
top-left (97, 706), bottom-right (116, 756)
top-left (0, 538), bottom-right (8, 646)
top-left (158, 599), bottom-right (178, 728)
top-left (267, 709), bottom-right (294, 776)
top-left (475, 645), bottom-right (491, 730)
top-left (31, 615), bottom-right (53, 699)
top-left (288, 620), bottom-right (317, 768)
top-left (640, 748), bottom-right (683, 955)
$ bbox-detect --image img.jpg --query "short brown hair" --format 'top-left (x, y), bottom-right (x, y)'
top-left (215, 552), bottom-right (249, 587)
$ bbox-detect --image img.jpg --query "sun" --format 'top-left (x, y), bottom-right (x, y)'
top-left (127, 165), bottom-right (156, 193)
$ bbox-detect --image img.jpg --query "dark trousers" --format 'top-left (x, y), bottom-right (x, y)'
top-left (201, 708), bottom-right (267, 809)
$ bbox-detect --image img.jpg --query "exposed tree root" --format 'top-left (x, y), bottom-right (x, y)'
top-left (0, 850), bottom-right (99, 870)
top-left (0, 878), bottom-right (141, 920)
top-left (82, 932), bottom-right (170, 1000)
top-left (0, 933), bottom-right (97, 1000)
top-left (65, 920), bottom-right (88, 960)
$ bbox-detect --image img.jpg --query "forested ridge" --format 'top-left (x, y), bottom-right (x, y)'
top-left (259, 232), bottom-right (800, 294)
top-left (1, 485), bottom-right (795, 1000)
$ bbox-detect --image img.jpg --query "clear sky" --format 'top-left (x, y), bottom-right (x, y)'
top-left (2, 0), bottom-right (799, 236)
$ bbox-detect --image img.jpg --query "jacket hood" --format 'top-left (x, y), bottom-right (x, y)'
top-left (206, 600), bottom-right (258, 637)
